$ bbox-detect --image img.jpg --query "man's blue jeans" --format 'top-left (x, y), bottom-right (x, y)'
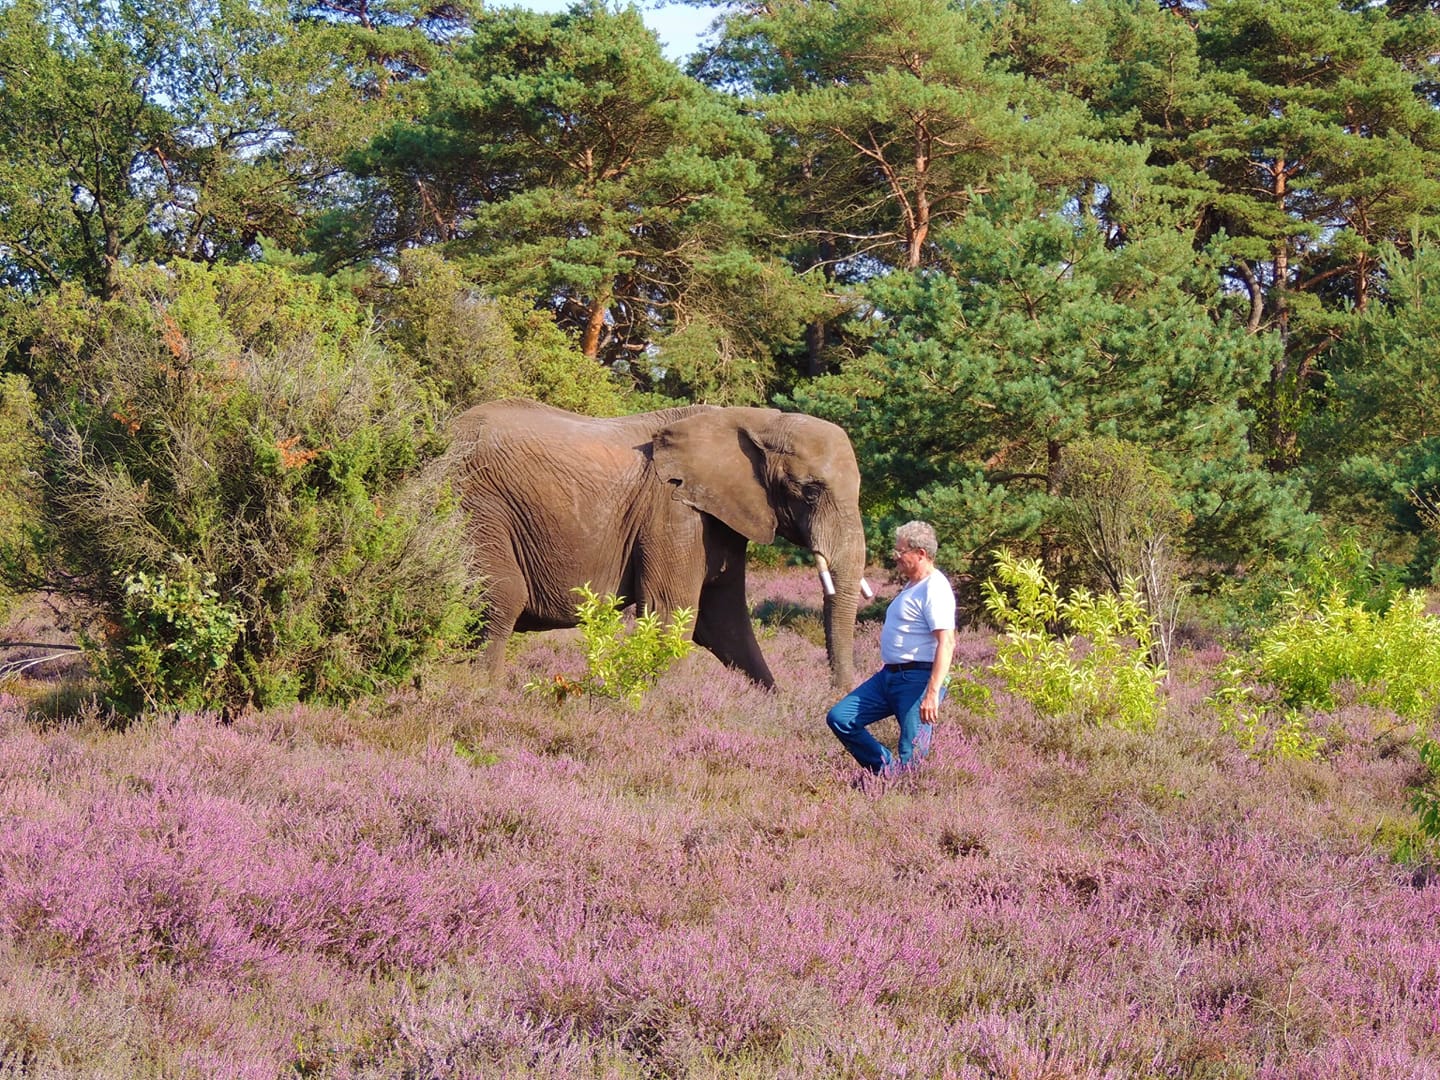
top-left (827, 667), bottom-right (941, 772)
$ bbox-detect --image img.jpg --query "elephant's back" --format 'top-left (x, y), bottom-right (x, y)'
top-left (453, 397), bottom-right (716, 445)
top-left (453, 398), bottom-right (586, 443)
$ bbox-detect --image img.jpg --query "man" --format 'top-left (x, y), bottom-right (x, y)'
top-left (826, 521), bottom-right (957, 774)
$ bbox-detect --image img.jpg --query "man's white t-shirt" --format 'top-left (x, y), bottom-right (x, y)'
top-left (880, 569), bottom-right (957, 664)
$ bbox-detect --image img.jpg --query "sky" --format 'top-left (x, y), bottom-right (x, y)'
top-left (507, 1), bottom-right (721, 62)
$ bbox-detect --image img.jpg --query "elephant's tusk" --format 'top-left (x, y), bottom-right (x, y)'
top-left (814, 553), bottom-right (836, 597)
top-left (860, 578), bottom-right (874, 599)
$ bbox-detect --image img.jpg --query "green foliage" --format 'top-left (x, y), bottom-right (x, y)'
top-left (1402, 738), bottom-right (1440, 863)
top-left (6, 0), bottom-right (1440, 722)
top-left (0, 373), bottom-right (41, 619)
top-left (0, 0), bottom-right (384, 298)
top-left (711, 0), bottom-right (1101, 276)
top-left (981, 549), bottom-right (1165, 731)
top-left (750, 600), bottom-right (825, 648)
top-left (89, 558), bottom-right (246, 715)
top-left (1210, 682), bottom-right (1325, 763)
top-left (1304, 242), bottom-right (1440, 574)
top-left (1052, 436), bottom-right (1184, 590)
top-left (1212, 571), bottom-right (1440, 762)
top-left (1288, 533), bottom-right (1406, 615)
top-left (791, 176), bottom-right (1302, 576)
top-left (347, 2), bottom-right (810, 399)
top-left (1198, 529), bottom-right (1405, 646)
top-left (366, 248), bottom-right (638, 415)
top-left (942, 671), bottom-right (996, 720)
top-left (1092, 0), bottom-right (1440, 465)
top-left (20, 261), bottom-right (481, 714)
top-left (1248, 588), bottom-right (1440, 722)
top-left (1053, 436), bottom-right (1188, 665)
top-left (527, 585), bottom-right (694, 707)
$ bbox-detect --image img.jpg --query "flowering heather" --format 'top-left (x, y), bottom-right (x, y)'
top-left (2, 568), bottom-right (1440, 1077)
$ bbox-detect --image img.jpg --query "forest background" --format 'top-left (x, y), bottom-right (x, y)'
top-left (6, 0), bottom-right (1440, 709)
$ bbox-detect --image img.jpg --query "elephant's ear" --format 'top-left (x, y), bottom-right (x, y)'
top-left (652, 409), bottom-right (779, 544)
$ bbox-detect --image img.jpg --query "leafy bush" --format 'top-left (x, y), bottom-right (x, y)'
top-left (19, 261), bottom-right (481, 713)
top-left (0, 372), bottom-right (41, 620)
top-left (1052, 436), bottom-right (1188, 666)
top-left (1202, 531), bottom-right (1404, 644)
top-left (981, 549), bottom-right (1166, 730)
top-left (527, 585), bottom-right (693, 706)
top-left (1210, 579), bottom-right (1440, 762)
top-left (1401, 738), bottom-right (1440, 864)
top-left (88, 558), bottom-right (246, 714)
top-left (1209, 682), bottom-right (1325, 762)
top-left (1249, 588), bottom-right (1440, 721)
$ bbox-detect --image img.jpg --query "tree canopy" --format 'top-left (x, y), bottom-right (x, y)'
top-left (5, 0), bottom-right (1440, 589)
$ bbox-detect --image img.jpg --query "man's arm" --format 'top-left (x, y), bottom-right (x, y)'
top-left (920, 627), bottom-right (956, 723)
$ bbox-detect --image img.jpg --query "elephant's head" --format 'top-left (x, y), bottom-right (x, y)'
top-left (652, 407), bottom-right (866, 689)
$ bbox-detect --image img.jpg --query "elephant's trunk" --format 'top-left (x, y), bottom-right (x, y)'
top-left (814, 554), bottom-right (872, 600)
top-left (812, 523), bottom-right (866, 690)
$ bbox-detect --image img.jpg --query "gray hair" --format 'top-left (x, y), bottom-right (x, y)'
top-left (894, 520), bottom-right (938, 559)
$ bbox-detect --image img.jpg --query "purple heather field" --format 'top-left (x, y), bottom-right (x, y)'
top-left (2, 565), bottom-right (1439, 1078)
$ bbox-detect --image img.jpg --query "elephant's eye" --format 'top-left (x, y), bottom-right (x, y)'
top-left (800, 479), bottom-right (825, 503)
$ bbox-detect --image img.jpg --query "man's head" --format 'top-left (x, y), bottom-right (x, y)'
top-left (893, 520), bottom-right (938, 560)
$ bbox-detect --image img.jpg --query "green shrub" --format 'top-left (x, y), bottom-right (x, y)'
top-left (1202, 531), bottom-right (1404, 644)
top-left (1401, 737), bottom-right (1440, 864)
top-left (1210, 580), bottom-right (1440, 762)
top-left (527, 585), bottom-right (693, 706)
top-left (981, 549), bottom-right (1166, 730)
top-left (20, 261), bottom-right (482, 714)
top-left (1209, 682), bottom-right (1325, 762)
top-left (1051, 436), bottom-right (1188, 667)
top-left (89, 558), bottom-right (246, 714)
top-left (1384, 737), bottom-right (1440, 866)
top-left (1251, 588), bottom-right (1440, 721)
top-left (0, 373), bottom-right (41, 620)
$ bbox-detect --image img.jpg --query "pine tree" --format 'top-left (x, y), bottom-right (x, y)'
top-left (1092, 0), bottom-right (1440, 466)
top-left (790, 176), bottom-right (1306, 573)
top-left (707, 0), bottom-right (1105, 276)
top-left (1305, 241), bottom-right (1440, 576)
top-left (348, 1), bottom-right (816, 400)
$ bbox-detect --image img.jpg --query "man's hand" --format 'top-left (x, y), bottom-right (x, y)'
top-left (920, 686), bottom-right (942, 724)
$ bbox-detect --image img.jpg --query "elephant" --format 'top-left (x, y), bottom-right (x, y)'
top-left (453, 398), bottom-right (868, 690)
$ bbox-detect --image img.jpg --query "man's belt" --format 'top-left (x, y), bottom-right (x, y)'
top-left (883, 661), bottom-right (933, 672)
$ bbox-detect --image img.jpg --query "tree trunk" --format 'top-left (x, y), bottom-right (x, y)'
top-left (1041, 437), bottom-right (1062, 576)
top-left (580, 294), bottom-right (608, 360)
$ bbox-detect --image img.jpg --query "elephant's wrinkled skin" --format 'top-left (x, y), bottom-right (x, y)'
top-left (454, 399), bottom-right (866, 690)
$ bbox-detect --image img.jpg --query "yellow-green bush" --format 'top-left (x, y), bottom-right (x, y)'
top-left (981, 549), bottom-right (1166, 731)
top-left (1249, 587), bottom-right (1440, 722)
top-left (1210, 584), bottom-right (1440, 762)
top-left (526, 585), bottom-right (693, 706)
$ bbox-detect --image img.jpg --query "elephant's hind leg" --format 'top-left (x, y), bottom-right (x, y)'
top-left (476, 557), bottom-right (528, 684)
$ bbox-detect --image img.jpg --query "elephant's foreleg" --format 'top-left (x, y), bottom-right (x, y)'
top-left (693, 581), bottom-right (776, 690)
